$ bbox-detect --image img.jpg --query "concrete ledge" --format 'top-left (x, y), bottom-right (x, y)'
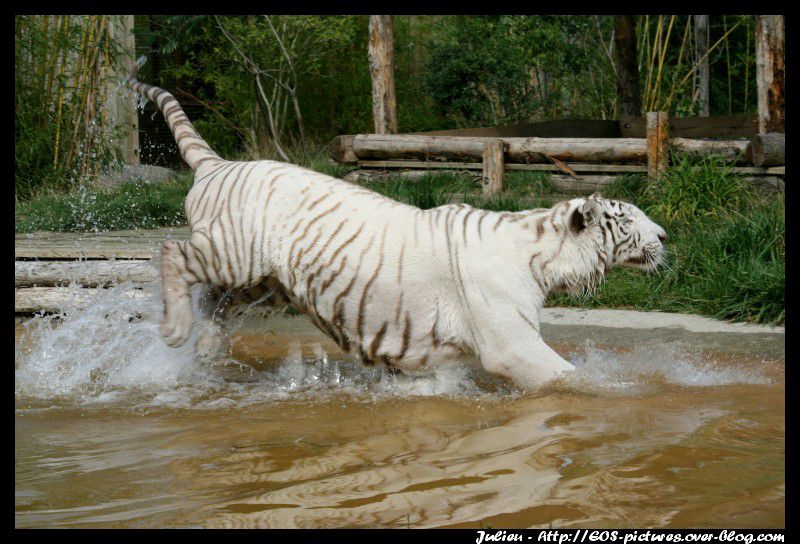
top-left (541, 307), bottom-right (784, 335)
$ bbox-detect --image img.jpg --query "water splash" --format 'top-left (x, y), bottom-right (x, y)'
top-left (15, 275), bottom-right (772, 410)
top-left (556, 343), bottom-right (772, 396)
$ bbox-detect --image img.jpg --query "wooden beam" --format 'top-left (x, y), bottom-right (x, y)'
top-left (646, 112), bottom-right (669, 179)
top-left (15, 260), bottom-right (155, 287)
top-left (356, 160), bottom-right (648, 173)
top-left (15, 227), bottom-right (189, 260)
top-left (15, 286), bottom-right (151, 314)
top-left (756, 15), bottom-right (785, 133)
top-left (354, 160), bottom-right (782, 175)
top-left (481, 139), bottom-right (505, 195)
top-left (618, 115), bottom-right (758, 138)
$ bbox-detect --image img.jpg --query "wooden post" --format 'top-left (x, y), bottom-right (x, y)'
top-left (646, 111), bottom-right (669, 179)
top-left (694, 15), bottom-right (710, 117)
top-left (613, 15), bottom-right (642, 117)
top-left (368, 15), bottom-right (398, 134)
top-left (756, 15), bottom-right (784, 133)
top-left (482, 139), bottom-right (505, 195)
top-left (107, 15), bottom-right (140, 165)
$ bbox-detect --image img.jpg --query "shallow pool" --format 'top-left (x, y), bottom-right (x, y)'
top-left (15, 283), bottom-right (784, 528)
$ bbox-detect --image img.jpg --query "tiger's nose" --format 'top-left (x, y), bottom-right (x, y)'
top-left (658, 231), bottom-right (668, 242)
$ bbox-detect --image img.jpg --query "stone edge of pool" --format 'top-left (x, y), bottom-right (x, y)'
top-left (541, 308), bottom-right (784, 335)
top-left (15, 307), bottom-right (783, 335)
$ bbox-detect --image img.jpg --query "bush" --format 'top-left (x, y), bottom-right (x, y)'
top-left (641, 155), bottom-right (755, 224)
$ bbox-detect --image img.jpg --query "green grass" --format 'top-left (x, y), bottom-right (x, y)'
top-left (15, 153), bottom-right (784, 325)
top-left (15, 172), bottom-right (193, 233)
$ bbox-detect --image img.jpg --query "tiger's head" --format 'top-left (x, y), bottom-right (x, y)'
top-left (569, 192), bottom-right (667, 272)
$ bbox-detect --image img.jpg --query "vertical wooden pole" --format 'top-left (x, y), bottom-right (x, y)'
top-left (756, 15), bottom-right (785, 134)
top-left (482, 139), bottom-right (505, 195)
top-left (694, 15), bottom-right (710, 117)
top-left (646, 111), bottom-right (669, 179)
top-left (368, 15), bottom-right (398, 134)
top-left (107, 15), bottom-right (139, 165)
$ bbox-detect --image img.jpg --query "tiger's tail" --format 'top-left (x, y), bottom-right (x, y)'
top-left (126, 57), bottom-right (222, 173)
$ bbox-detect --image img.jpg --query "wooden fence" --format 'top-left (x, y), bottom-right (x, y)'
top-left (331, 114), bottom-right (784, 195)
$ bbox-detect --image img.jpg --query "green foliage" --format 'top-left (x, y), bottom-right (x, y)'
top-left (423, 16), bottom-right (616, 126)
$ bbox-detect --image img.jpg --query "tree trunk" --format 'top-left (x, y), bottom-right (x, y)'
top-left (694, 15), bottom-right (710, 117)
top-left (613, 15), bottom-right (642, 117)
top-left (368, 15), bottom-right (398, 134)
top-left (756, 15), bottom-right (785, 133)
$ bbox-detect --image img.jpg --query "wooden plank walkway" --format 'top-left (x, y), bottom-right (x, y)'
top-left (15, 226), bottom-right (190, 259)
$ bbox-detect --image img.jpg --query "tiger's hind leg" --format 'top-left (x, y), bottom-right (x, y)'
top-left (159, 238), bottom-right (202, 347)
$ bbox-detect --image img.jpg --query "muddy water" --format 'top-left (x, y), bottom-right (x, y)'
top-left (15, 284), bottom-right (784, 528)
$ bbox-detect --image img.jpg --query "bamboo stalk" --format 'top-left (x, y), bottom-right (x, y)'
top-left (661, 17), bottom-right (692, 111)
top-left (64, 16), bottom-right (94, 170)
top-left (650, 15), bottom-right (676, 111)
top-left (724, 15), bottom-right (732, 115)
top-left (744, 17), bottom-right (751, 113)
top-left (643, 16), bottom-right (662, 111)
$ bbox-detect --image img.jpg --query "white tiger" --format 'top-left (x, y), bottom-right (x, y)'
top-left (128, 70), bottom-right (667, 389)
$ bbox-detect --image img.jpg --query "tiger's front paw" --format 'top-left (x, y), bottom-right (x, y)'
top-left (159, 305), bottom-right (193, 348)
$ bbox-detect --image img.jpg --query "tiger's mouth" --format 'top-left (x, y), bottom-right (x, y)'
top-left (623, 251), bottom-right (661, 271)
top-left (625, 255), bottom-right (648, 265)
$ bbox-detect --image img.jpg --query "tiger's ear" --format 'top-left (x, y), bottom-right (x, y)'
top-left (590, 191), bottom-right (603, 200)
top-left (570, 198), bottom-right (601, 233)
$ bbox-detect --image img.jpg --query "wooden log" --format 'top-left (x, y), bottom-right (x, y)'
top-left (15, 260), bottom-right (155, 287)
top-left (15, 286), bottom-right (151, 314)
top-left (330, 135), bottom-right (359, 164)
top-left (350, 134), bottom-right (648, 163)
top-left (756, 16), bottom-right (784, 133)
top-left (670, 138), bottom-right (750, 164)
top-left (646, 112), bottom-right (669, 179)
top-left (482, 139), bottom-right (505, 195)
top-left (368, 15), bottom-right (398, 134)
top-left (749, 133), bottom-right (785, 167)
